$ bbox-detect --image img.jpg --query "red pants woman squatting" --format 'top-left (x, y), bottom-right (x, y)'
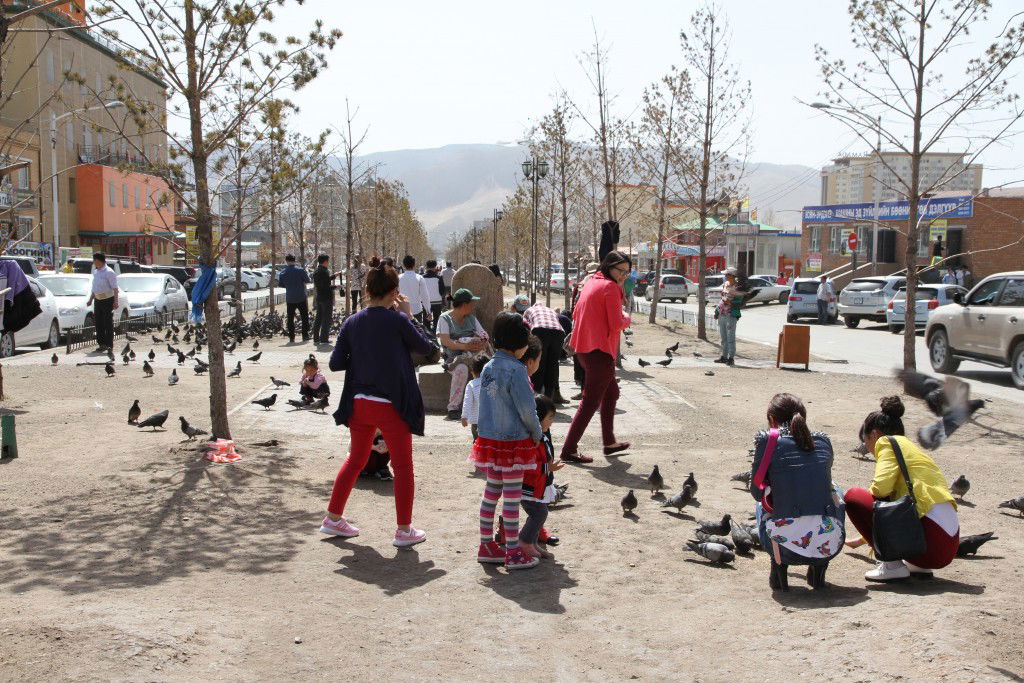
top-left (844, 487), bottom-right (959, 570)
top-left (327, 399), bottom-right (415, 525)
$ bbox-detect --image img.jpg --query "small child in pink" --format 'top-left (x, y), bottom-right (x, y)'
top-left (299, 357), bottom-right (330, 403)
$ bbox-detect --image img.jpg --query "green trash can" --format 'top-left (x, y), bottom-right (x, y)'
top-left (1, 413), bottom-right (17, 459)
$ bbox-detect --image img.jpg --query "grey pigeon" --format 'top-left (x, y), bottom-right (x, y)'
top-left (685, 540), bottom-right (735, 564)
top-left (300, 396), bottom-right (329, 413)
top-left (251, 393), bottom-right (277, 410)
top-left (176, 350), bottom-right (186, 365)
top-left (949, 474), bottom-right (970, 500)
top-left (694, 532), bottom-right (735, 549)
top-left (919, 397), bottom-right (984, 450)
top-left (730, 521), bottom-right (756, 554)
top-left (253, 340), bottom-right (259, 351)
top-left (647, 465), bottom-right (664, 494)
top-left (286, 399), bottom-right (306, 409)
top-left (129, 350), bottom-right (136, 361)
top-left (683, 472), bottom-right (698, 495)
top-left (623, 329), bottom-right (633, 337)
top-left (956, 532), bottom-right (997, 557)
top-left (852, 442), bottom-right (869, 456)
top-left (227, 361), bottom-right (242, 378)
top-left (167, 368), bottom-right (178, 386)
top-left (105, 363), bottom-right (115, 377)
top-left (143, 360), bottom-right (154, 377)
top-left (122, 354), bottom-right (130, 366)
top-left (621, 489), bottom-right (638, 515)
top-left (624, 339), bottom-right (633, 347)
top-left (120, 342), bottom-right (131, 356)
top-left (51, 353), bottom-right (58, 366)
top-left (692, 351), bottom-right (702, 358)
top-left (662, 484), bottom-right (695, 512)
top-left (667, 342), bottom-right (679, 353)
top-left (998, 496), bottom-right (1024, 516)
top-left (552, 483), bottom-right (569, 504)
top-left (148, 349), bottom-right (156, 361)
top-left (247, 351), bottom-right (262, 363)
top-left (730, 471), bottom-right (751, 485)
top-left (127, 399), bottom-right (141, 424)
top-left (656, 358), bottom-right (672, 367)
top-left (179, 415), bottom-right (209, 441)
top-left (270, 376), bottom-right (290, 388)
top-left (136, 409), bottom-right (169, 431)
top-left (638, 358), bottom-right (650, 367)
top-left (696, 514), bottom-right (732, 536)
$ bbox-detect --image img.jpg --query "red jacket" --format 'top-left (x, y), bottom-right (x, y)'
top-left (570, 272), bottom-right (630, 358)
top-left (524, 433), bottom-right (553, 499)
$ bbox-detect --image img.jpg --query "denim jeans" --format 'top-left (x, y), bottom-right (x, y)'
top-left (718, 314), bottom-right (737, 359)
top-left (817, 299), bottom-right (829, 324)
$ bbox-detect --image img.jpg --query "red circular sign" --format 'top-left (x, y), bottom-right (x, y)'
top-left (847, 232), bottom-right (859, 250)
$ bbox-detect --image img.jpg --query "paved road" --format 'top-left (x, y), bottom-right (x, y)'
top-left (646, 297), bottom-right (1024, 405)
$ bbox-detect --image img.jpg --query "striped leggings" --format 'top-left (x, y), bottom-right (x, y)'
top-left (479, 467), bottom-right (524, 549)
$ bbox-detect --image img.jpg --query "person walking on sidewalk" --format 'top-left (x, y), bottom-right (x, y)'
top-left (320, 257), bottom-right (435, 547)
top-left (422, 259), bottom-right (444, 333)
top-left (816, 275), bottom-right (834, 325)
top-left (348, 255), bottom-right (366, 313)
top-left (560, 251), bottom-right (632, 464)
top-left (86, 252), bottom-right (118, 351)
top-left (441, 261), bottom-right (456, 303)
top-left (279, 254), bottom-right (311, 342)
top-left (312, 253), bottom-right (338, 344)
top-left (513, 294), bottom-right (566, 403)
top-left (398, 255), bottom-right (432, 327)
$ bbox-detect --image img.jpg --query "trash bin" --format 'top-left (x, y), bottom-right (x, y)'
top-left (776, 324), bottom-right (810, 370)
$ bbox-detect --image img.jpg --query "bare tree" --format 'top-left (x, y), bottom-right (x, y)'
top-left (814, 0), bottom-right (1024, 369)
top-left (337, 100), bottom-right (370, 315)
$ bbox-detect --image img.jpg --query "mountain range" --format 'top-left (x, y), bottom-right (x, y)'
top-left (355, 144), bottom-right (821, 252)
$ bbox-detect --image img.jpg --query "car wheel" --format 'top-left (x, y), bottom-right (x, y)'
top-left (0, 332), bottom-right (14, 358)
top-left (84, 313), bottom-right (95, 328)
top-left (778, 292), bottom-right (788, 305)
top-left (928, 329), bottom-right (960, 374)
top-left (1011, 341), bottom-right (1024, 390)
top-left (843, 316), bottom-right (860, 328)
top-left (120, 309), bottom-right (129, 323)
top-left (41, 319), bottom-right (60, 349)
top-left (241, 282), bottom-right (250, 293)
top-left (787, 315), bottom-right (797, 323)
top-left (680, 296), bottom-right (688, 305)
top-left (889, 325), bottom-right (903, 334)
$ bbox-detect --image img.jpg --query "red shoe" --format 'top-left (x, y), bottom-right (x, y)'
top-left (477, 541), bottom-right (505, 564)
top-left (505, 546), bottom-right (540, 570)
top-left (538, 527), bottom-right (559, 546)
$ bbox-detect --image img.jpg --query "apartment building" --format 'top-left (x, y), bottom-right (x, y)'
top-left (820, 152), bottom-right (982, 206)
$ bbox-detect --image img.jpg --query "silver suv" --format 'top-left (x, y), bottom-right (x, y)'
top-left (925, 271), bottom-right (1024, 389)
top-left (837, 276), bottom-right (907, 328)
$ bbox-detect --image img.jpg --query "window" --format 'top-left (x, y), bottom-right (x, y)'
top-left (809, 226), bottom-right (820, 252)
top-left (16, 216), bottom-right (33, 240)
top-left (68, 177), bottom-right (76, 204)
top-left (828, 226), bottom-right (842, 254)
top-left (97, 132), bottom-right (104, 152)
top-left (967, 278), bottom-right (1004, 307)
top-left (17, 165), bottom-right (29, 189)
top-left (146, 191), bottom-right (152, 209)
top-left (122, 184), bottom-right (129, 208)
top-left (135, 186), bottom-right (140, 209)
top-left (998, 279), bottom-right (1024, 307)
top-left (109, 181), bottom-right (116, 206)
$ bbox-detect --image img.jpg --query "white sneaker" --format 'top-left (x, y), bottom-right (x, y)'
top-left (904, 561), bottom-right (934, 578)
top-left (393, 527), bottom-right (427, 548)
top-left (865, 560), bottom-right (910, 582)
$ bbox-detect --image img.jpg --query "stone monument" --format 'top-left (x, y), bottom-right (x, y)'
top-left (451, 263), bottom-right (503, 336)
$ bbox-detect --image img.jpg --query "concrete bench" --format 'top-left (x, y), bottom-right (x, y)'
top-left (418, 365), bottom-right (452, 412)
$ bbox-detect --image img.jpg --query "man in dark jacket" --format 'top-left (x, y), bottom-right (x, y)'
top-left (599, 220), bottom-right (619, 261)
top-left (278, 254), bottom-right (312, 342)
top-left (312, 253), bottom-right (338, 344)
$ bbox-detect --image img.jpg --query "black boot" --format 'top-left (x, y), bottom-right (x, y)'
top-left (807, 564), bottom-right (828, 589)
top-left (769, 561), bottom-right (789, 592)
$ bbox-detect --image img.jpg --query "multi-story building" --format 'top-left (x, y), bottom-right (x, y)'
top-left (820, 152), bottom-right (982, 205)
top-left (0, 0), bottom-right (172, 265)
top-left (0, 124), bottom-right (43, 255)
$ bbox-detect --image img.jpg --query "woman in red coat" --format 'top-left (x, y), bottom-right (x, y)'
top-left (560, 251), bottom-right (633, 463)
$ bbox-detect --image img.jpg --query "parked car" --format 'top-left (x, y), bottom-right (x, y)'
top-left (645, 274), bottom-right (695, 303)
top-left (119, 273), bottom-right (189, 318)
top-left (707, 277), bottom-right (790, 306)
top-left (245, 269), bottom-right (270, 289)
top-left (751, 273), bottom-right (780, 285)
top-left (925, 271), bottom-right (1024, 389)
top-left (837, 276), bottom-right (907, 328)
top-left (184, 271), bottom-right (238, 299)
top-left (0, 276), bottom-right (62, 356)
top-left (218, 267), bottom-right (259, 292)
top-left (37, 273), bottom-right (130, 332)
top-left (549, 272), bottom-right (575, 291)
top-left (886, 284), bottom-right (967, 334)
top-left (0, 255), bottom-right (41, 278)
top-left (786, 277), bottom-right (838, 324)
top-left (151, 265), bottom-right (195, 285)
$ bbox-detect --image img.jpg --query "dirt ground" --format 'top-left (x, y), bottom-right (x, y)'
top-left (1, 311), bottom-right (1022, 681)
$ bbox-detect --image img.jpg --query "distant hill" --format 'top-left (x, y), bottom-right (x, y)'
top-left (351, 144), bottom-right (821, 252)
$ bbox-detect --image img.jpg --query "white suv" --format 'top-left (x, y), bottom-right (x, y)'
top-left (837, 276), bottom-right (907, 328)
top-left (925, 271), bottom-right (1024, 389)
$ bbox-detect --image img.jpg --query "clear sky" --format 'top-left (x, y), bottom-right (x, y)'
top-left (274, 0), bottom-right (1022, 189)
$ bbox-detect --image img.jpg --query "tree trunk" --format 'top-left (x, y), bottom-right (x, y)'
top-left (902, 1), bottom-right (928, 371)
top-left (696, 23), bottom-right (716, 342)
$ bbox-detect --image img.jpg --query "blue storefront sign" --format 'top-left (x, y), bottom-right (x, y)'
top-left (802, 196), bottom-right (973, 223)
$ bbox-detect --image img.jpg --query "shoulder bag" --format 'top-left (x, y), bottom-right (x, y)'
top-left (752, 428), bottom-right (780, 513)
top-left (872, 436), bottom-right (927, 561)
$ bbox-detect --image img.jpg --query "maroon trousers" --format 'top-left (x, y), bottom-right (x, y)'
top-left (844, 487), bottom-right (958, 570)
top-left (560, 350), bottom-right (619, 457)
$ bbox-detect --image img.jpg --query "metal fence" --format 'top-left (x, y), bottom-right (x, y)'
top-left (632, 299), bottom-right (716, 328)
top-left (65, 310), bottom-right (181, 354)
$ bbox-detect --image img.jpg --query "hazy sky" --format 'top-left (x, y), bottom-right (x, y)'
top-left (273, 0), bottom-right (1023, 192)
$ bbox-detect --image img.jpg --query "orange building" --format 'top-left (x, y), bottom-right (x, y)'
top-left (75, 164), bottom-right (176, 264)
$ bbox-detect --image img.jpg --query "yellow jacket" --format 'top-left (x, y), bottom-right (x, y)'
top-left (870, 435), bottom-right (956, 517)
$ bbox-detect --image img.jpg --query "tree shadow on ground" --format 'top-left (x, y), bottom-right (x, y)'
top-left (0, 442), bottom-right (322, 595)
top-left (329, 543), bottom-right (446, 597)
top-left (478, 561), bottom-right (577, 614)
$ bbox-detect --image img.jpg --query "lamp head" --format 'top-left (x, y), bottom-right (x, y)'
top-left (521, 160), bottom-right (532, 177)
top-left (538, 160), bottom-right (549, 178)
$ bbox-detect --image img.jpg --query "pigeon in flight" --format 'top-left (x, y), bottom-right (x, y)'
top-left (227, 361), bottom-right (242, 378)
top-left (685, 540), bottom-right (735, 564)
top-left (647, 465), bottom-right (664, 494)
top-left (179, 415), bottom-right (209, 441)
top-left (251, 393), bottom-right (277, 410)
top-left (621, 489), bottom-right (638, 515)
top-left (247, 351), bottom-right (262, 363)
top-left (897, 370), bottom-right (984, 449)
top-left (136, 409), bottom-right (169, 431)
top-left (168, 368), bottom-right (179, 386)
top-left (127, 399), bottom-right (141, 424)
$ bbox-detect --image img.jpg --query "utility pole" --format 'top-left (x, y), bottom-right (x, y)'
top-left (522, 158), bottom-right (548, 303)
top-left (492, 208), bottom-right (503, 266)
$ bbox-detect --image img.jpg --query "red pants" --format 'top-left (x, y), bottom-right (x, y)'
top-left (844, 487), bottom-right (958, 570)
top-left (327, 399), bottom-right (415, 525)
top-left (561, 350), bottom-right (619, 457)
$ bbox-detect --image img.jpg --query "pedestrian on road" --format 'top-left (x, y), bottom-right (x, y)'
top-left (437, 288), bottom-right (488, 420)
top-left (279, 254), bottom-right (311, 343)
top-left (398, 255), bottom-right (432, 327)
top-left (569, 262), bottom-right (599, 399)
top-left (441, 261), bottom-right (456, 303)
top-left (320, 257), bottom-right (435, 547)
top-left (843, 396), bottom-right (960, 582)
top-left (816, 275), bottom-right (834, 326)
top-left (715, 268), bottom-right (744, 366)
top-left (560, 251), bottom-right (633, 464)
top-left (312, 253), bottom-right (338, 344)
top-left (422, 259), bottom-right (444, 333)
top-left (86, 252), bottom-right (118, 351)
top-left (348, 255), bottom-right (366, 312)
top-left (513, 294), bottom-right (566, 403)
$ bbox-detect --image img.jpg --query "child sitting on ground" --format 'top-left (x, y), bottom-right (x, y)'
top-left (461, 354), bottom-right (489, 442)
top-left (359, 430), bottom-right (393, 481)
top-left (520, 394), bottom-right (564, 560)
top-left (299, 357), bottom-right (330, 403)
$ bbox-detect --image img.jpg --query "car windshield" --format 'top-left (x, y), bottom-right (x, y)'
top-left (793, 281), bottom-right (820, 294)
top-left (894, 287), bottom-right (937, 301)
top-left (72, 260), bottom-right (92, 274)
top-left (845, 279), bottom-right (886, 292)
top-left (705, 276), bottom-right (724, 287)
top-left (119, 276), bottom-right (164, 293)
top-left (38, 277), bottom-right (90, 296)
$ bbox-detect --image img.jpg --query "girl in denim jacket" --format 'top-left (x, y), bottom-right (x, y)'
top-left (470, 312), bottom-right (544, 570)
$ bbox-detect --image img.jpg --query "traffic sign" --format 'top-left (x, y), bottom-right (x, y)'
top-left (847, 232), bottom-right (859, 250)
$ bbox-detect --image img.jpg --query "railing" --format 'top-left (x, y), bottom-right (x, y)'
top-left (65, 309), bottom-right (181, 354)
top-left (77, 146), bottom-right (160, 176)
top-left (633, 298), bottom-right (716, 329)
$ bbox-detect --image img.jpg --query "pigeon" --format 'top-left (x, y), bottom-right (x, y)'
top-left (897, 370), bottom-right (984, 449)
top-left (647, 465), bottom-right (664, 494)
top-left (665, 347), bottom-right (674, 358)
top-left (919, 397), bottom-right (984, 450)
top-left (195, 344), bottom-right (202, 354)
top-left (136, 409), bottom-right (169, 431)
top-left (164, 329), bottom-right (172, 340)
top-left (692, 351), bottom-right (702, 358)
top-left (105, 362), bottom-right (115, 377)
top-left (247, 351), bottom-right (262, 363)
top-left (998, 496), bottom-right (1024, 516)
top-left (956, 532), bottom-right (997, 557)
top-left (638, 358), bottom-right (650, 367)
top-left (270, 376), bottom-right (291, 389)
top-left (730, 521), bottom-right (756, 554)
top-left (624, 339), bottom-right (633, 348)
top-left (185, 347), bottom-right (196, 358)
top-left (852, 442), bottom-right (870, 456)
top-left (143, 360), bottom-right (154, 377)
top-left (120, 342), bottom-right (131, 356)
top-left (668, 342), bottom-right (679, 353)
top-left (949, 474), bottom-right (970, 500)
top-left (683, 472), bottom-right (698, 495)
top-left (194, 364), bottom-right (207, 375)
top-left (176, 351), bottom-right (186, 365)
top-left (148, 349), bottom-right (156, 361)
top-left (167, 344), bottom-right (176, 356)
top-left (179, 415), bottom-right (209, 441)
top-left (127, 399), bottom-right (141, 424)
top-left (122, 354), bottom-right (130, 366)
top-left (253, 340), bottom-right (259, 351)
top-left (251, 393), bottom-right (277, 410)
top-left (168, 368), bottom-right (179, 386)
top-left (129, 349), bottom-right (136, 361)
top-left (286, 399), bottom-right (306, 409)
top-left (304, 396), bottom-right (330, 413)
top-left (656, 358), bottom-right (672, 367)
top-left (661, 484), bottom-right (695, 512)
top-left (552, 483), bottom-right (569, 505)
top-left (51, 353), bottom-right (58, 366)
top-left (225, 341), bottom-right (236, 354)
top-left (227, 361), bottom-right (242, 378)
top-left (623, 329), bottom-right (633, 337)
top-left (730, 471), bottom-right (751, 485)
top-left (621, 489), bottom-right (638, 514)
top-left (696, 514), bottom-right (732, 536)
top-left (152, 335), bottom-right (163, 344)
top-left (694, 532), bottom-right (735, 549)
top-left (685, 540), bottom-right (735, 564)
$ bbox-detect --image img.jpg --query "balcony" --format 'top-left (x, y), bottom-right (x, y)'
top-left (77, 145), bottom-right (160, 176)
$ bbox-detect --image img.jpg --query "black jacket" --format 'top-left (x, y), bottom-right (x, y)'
top-left (599, 220), bottom-right (620, 260)
top-left (313, 265), bottom-right (334, 301)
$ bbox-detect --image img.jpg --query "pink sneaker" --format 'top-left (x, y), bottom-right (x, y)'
top-left (393, 527), bottom-right (427, 547)
top-left (319, 516), bottom-right (359, 538)
top-left (477, 541), bottom-right (505, 564)
top-left (505, 546), bottom-right (540, 570)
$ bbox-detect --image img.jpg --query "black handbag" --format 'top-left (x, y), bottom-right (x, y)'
top-left (872, 436), bottom-right (927, 561)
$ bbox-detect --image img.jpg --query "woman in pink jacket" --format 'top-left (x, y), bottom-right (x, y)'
top-left (561, 251), bottom-right (633, 463)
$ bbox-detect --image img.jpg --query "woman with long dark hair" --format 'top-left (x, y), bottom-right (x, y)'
top-left (320, 257), bottom-right (435, 547)
top-left (559, 250), bottom-right (632, 464)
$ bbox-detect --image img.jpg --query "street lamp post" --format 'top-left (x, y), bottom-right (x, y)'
top-left (471, 224), bottom-right (478, 261)
top-left (491, 208), bottom-right (503, 266)
top-left (49, 100), bottom-right (125, 262)
top-left (521, 158), bottom-right (548, 302)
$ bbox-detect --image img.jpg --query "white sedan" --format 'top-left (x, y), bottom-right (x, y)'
top-left (245, 269), bottom-right (270, 289)
top-left (707, 277), bottom-right (791, 306)
top-left (119, 273), bottom-right (189, 319)
top-left (0, 276), bottom-right (63, 356)
top-left (37, 273), bottom-right (130, 332)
